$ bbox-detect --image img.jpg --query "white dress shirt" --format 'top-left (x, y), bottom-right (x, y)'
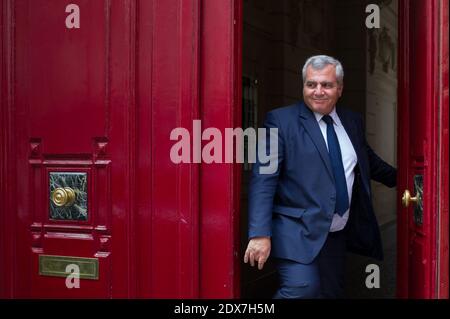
top-left (313, 108), bottom-right (358, 232)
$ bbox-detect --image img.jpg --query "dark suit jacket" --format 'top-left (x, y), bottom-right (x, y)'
top-left (248, 101), bottom-right (397, 263)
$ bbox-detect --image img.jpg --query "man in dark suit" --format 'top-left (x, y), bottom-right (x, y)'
top-left (243, 55), bottom-right (397, 298)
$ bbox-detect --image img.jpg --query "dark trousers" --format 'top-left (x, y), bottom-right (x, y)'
top-left (273, 230), bottom-right (347, 299)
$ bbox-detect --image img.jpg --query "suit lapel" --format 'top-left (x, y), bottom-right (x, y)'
top-left (336, 107), bottom-right (360, 160)
top-left (337, 107), bottom-right (371, 194)
top-left (298, 102), bottom-right (334, 179)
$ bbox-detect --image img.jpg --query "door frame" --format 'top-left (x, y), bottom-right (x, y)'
top-left (0, 0), bottom-right (15, 297)
top-left (436, 0), bottom-right (448, 299)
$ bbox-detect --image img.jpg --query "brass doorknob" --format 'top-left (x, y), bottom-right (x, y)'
top-left (51, 187), bottom-right (76, 207)
top-left (402, 189), bottom-right (418, 208)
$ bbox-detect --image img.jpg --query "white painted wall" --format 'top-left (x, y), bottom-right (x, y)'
top-left (366, 0), bottom-right (398, 225)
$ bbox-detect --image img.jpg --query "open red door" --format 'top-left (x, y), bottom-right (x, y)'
top-left (397, 0), bottom-right (448, 298)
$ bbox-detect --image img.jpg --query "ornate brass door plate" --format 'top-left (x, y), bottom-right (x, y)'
top-left (413, 175), bottom-right (423, 225)
top-left (49, 172), bottom-right (88, 221)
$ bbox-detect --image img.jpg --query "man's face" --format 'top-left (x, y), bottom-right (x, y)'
top-left (303, 64), bottom-right (343, 115)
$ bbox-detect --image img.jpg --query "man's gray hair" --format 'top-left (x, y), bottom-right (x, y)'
top-left (302, 55), bottom-right (344, 85)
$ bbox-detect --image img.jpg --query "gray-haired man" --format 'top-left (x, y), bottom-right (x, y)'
top-left (244, 55), bottom-right (397, 298)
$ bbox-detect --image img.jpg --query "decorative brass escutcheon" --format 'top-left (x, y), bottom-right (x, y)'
top-left (402, 189), bottom-right (418, 208)
top-left (51, 187), bottom-right (76, 207)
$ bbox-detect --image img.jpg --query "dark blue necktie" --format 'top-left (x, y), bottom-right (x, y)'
top-left (322, 115), bottom-right (349, 216)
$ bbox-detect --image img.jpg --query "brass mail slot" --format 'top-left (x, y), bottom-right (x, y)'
top-left (39, 255), bottom-right (99, 280)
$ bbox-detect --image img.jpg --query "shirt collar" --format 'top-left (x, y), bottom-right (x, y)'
top-left (313, 107), bottom-right (340, 125)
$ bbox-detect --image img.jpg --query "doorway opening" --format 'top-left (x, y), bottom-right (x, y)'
top-left (240, 0), bottom-right (398, 298)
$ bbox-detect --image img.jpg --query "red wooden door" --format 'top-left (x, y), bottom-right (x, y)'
top-left (1, 0), bottom-right (241, 298)
top-left (0, 0), bottom-right (135, 298)
top-left (397, 0), bottom-right (448, 298)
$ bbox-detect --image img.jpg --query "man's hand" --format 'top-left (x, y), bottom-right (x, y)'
top-left (244, 237), bottom-right (271, 270)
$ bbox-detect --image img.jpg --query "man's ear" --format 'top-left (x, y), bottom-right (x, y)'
top-left (338, 84), bottom-right (344, 97)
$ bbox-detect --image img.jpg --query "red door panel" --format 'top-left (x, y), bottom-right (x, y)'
top-left (397, 0), bottom-right (448, 298)
top-left (8, 0), bottom-right (133, 298)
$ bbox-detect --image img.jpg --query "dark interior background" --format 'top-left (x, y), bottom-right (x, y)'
top-left (240, 0), bottom-right (398, 298)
